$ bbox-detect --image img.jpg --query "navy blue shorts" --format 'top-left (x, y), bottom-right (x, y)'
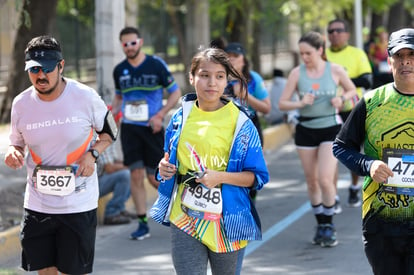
top-left (21, 209), bottom-right (97, 273)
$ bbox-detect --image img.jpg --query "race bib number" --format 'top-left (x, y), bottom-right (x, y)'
top-left (124, 100), bottom-right (149, 121)
top-left (383, 149), bottom-right (414, 188)
top-left (181, 184), bottom-right (222, 221)
top-left (32, 166), bottom-right (76, 196)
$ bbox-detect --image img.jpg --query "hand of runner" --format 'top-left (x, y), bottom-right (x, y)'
top-left (159, 152), bottom-right (176, 181)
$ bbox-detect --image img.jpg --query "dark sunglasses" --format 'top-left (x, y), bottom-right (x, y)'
top-left (123, 39), bottom-right (140, 48)
top-left (28, 63), bottom-right (58, 74)
top-left (328, 28), bottom-right (346, 34)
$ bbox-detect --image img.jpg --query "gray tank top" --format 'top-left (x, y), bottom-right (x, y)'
top-left (297, 62), bottom-right (342, 128)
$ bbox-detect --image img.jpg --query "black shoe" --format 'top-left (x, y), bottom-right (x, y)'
top-left (104, 214), bottom-right (131, 225)
top-left (348, 188), bottom-right (361, 207)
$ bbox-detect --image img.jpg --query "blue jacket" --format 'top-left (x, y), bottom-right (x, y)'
top-left (150, 93), bottom-right (269, 242)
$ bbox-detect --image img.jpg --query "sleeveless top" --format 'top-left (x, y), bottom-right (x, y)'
top-left (297, 62), bottom-right (342, 129)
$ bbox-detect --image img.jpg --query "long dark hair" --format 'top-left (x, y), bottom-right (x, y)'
top-left (189, 48), bottom-right (248, 103)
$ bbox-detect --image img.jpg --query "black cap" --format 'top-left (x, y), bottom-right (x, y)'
top-left (387, 28), bottom-right (414, 56)
top-left (24, 49), bottom-right (63, 71)
top-left (225, 42), bottom-right (245, 56)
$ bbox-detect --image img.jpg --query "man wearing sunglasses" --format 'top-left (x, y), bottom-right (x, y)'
top-left (4, 35), bottom-right (117, 274)
top-left (326, 19), bottom-right (373, 212)
top-left (112, 26), bottom-right (181, 241)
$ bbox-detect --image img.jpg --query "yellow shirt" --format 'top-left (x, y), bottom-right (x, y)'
top-left (170, 100), bottom-right (248, 252)
top-left (326, 45), bottom-right (372, 111)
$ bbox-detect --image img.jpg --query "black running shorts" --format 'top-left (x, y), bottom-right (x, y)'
top-left (120, 123), bottom-right (164, 173)
top-left (21, 208), bottom-right (97, 273)
top-left (295, 124), bottom-right (342, 147)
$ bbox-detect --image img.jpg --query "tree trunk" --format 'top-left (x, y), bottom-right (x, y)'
top-left (387, 2), bottom-right (406, 33)
top-left (166, 0), bottom-right (189, 91)
top-left (225, 4), bottom-right (246, 44)
top-left (0, 0), bottom-right (58, 123)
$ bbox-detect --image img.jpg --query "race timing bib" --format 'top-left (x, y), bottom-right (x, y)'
top-left (382, 149), bottom-right (414, 194)
top-left (32, 165), bottom-right (76, 196)
top-left (181, 184), bottom-right (222, 221)
top-left (124, 100), bottom-right (149, 121)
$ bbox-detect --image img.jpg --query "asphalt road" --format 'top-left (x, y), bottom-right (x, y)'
top-left (0, 139), bottom-right (372, 274)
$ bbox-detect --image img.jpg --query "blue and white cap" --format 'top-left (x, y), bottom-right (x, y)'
top-left (24, 49), bottom-right (63, 71)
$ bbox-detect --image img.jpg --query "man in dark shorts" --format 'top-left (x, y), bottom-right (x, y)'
top-left (112, 26), bottom-right (181, 240)
top-left (4, 35), bottom-right (116, 273)
top-left (333, 28), bottom-right (414, 274)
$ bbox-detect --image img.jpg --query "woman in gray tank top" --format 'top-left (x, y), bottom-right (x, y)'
top-left (279, 31), bottom-right (356, 247)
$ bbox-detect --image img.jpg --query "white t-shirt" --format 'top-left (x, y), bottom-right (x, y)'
top-left (9, 78), bottom-right (108, 214)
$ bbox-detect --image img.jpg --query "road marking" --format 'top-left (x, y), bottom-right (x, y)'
top-left (245, 201), bottom-right (311, 256)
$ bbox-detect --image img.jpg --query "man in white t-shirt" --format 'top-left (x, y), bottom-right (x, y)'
top-left (4, 35), bottom-right (117, 274)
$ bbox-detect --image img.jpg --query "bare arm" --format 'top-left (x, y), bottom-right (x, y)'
top-left (279, 67), bottom-right (313, 111)
top-left (75, 133), bottom-right (113, 177)
top-left (233, 83), bottom-right (271, 114)
top-left (330, 64), bottom-right (357, 109)
top-left (157, 153), bottom-right (255, 188)
top-left (196, 169), bottom-right (255, 189)
top-left (111, 94), bottom-right (123, 116)
top-left (149, 89), bottom-right (181, 133)
top-left (248, 95), bottom-right (271, 114)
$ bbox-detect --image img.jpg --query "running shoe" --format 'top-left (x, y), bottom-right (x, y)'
top-left (320, 223), bottom-right (338, 247)
top-left (130, 222), bottom-right (150, 240)
top-left (334, 199), bottom-right (342, 214)
top-left (348, 187), bottom-right (362, 207)
top-left (312, 224), bottom-right (325, 245)
top-left (104, 214), bottom-right (131, 225)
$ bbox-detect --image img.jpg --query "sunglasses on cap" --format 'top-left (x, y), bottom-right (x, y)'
top-left (123, 39), bottom-right (140, 48)
top-left (328, 28), bottom-right (346, 34)
top-left (28, 63), bottom-right (59, 74)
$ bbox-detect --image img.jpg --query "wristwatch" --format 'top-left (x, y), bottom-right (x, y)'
top-left (88, 149), bottom-right (99, 161)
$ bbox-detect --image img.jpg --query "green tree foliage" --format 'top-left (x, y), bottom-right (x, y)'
top-left (0, 0), bottom-right (58, 123)
top-left (55, 0), bottom-right (95, 62)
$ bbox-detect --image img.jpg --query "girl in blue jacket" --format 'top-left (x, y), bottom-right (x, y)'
top-left (150, 48), bottom-right (269, 275)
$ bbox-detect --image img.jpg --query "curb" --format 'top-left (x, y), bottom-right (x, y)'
top-left (0, 226), bottom-right (20, 263)
top-left (0, 123), bottom-right (293, 264)
top-left (263, 123), bottom-right (294, 153)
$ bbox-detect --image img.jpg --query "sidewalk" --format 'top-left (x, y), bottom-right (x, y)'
top-left (0, 122), bottom-right (294, 267)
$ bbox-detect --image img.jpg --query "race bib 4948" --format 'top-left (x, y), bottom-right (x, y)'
top-left (181, 184), bottom-right (222, 221)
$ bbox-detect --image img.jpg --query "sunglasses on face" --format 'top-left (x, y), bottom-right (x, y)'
top-left (28, 63), bottom-right (58, 74)
top-left (328, 28), bottom-right (346, 34)
top-left (123, 39), bottom-right (140, 48)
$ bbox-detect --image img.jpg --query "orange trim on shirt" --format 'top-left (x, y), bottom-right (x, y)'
top-left (66, 128), bottom-right (94, 165)
top-left (29, 148), bottom-right (42, 165)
